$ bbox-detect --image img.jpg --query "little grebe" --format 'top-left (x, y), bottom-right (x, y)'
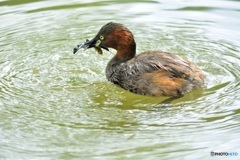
top-left (73, 22), bottom-right (205, 97)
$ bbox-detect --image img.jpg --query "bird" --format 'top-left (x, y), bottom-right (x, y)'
top-left (73, 22), bottom-right (205, 97)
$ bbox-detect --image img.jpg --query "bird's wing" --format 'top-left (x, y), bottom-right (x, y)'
top-left (127, 51), bottom-right (193, 79)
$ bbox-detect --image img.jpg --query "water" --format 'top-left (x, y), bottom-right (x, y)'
top-left (0, 0), bottom-right (240, 159)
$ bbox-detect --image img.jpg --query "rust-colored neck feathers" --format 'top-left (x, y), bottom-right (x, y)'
top-left (114, 28), bottom-right (136, 60)
top-left (105, 25), bottom-right (136, 61)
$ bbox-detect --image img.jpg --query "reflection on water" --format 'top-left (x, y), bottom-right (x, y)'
top-left (0, 0), bottom-right (240, 159)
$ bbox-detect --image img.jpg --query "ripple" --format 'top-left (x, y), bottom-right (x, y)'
top-left (0, 0), bottom-right (240, 160)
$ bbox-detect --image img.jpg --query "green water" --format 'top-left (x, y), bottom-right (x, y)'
top-left (0, 0), bottom-right (240, 159)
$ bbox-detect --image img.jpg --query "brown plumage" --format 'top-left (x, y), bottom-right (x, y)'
top-left (74, 22), bottom-right (205, 97)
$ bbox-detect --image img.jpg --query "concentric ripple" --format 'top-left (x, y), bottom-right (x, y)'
top-left (0, 0), bottom-right (240, 160)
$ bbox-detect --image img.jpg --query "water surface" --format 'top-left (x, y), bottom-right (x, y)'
top-left (0, 0), bottom-right (240, 159)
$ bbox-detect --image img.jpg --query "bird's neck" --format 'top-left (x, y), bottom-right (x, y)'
top-left (115, 37), bottom-right (136, 62)
top-left (106, 41), bottom-right (136, 81)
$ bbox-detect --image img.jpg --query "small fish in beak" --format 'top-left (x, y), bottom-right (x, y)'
top-left (73, 37), bottom-right (109, 54)
top-left (73, 39), bottom-right (90, 54)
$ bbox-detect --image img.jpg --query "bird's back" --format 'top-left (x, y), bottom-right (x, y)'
top-left (111, 51), bottom-right (205, 97)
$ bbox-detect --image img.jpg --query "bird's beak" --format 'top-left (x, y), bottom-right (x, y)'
top-left (73, 37), bottom-right (109, 54)
top-left (73, 38), bottom-right (95, 54)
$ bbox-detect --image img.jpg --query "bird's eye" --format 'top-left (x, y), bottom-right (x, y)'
top-left (96, 40), bottom-right (101, 46)
top-left (100, 35), bottom-right (104, 40)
